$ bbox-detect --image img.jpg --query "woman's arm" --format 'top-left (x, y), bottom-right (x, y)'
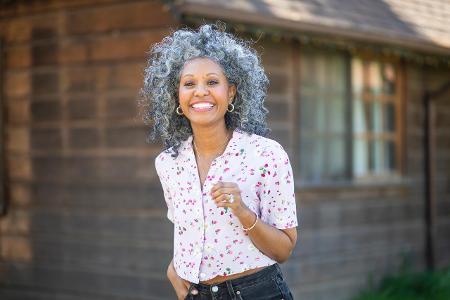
top-left (236, 205), bottom-right (297, 263)
top-left (210, 182), bottom-right (297, 263)
top-left (167, 259), bottom-right (198, 300)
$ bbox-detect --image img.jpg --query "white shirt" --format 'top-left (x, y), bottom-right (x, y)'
top-left (155, 127), bottom-right (298, 283)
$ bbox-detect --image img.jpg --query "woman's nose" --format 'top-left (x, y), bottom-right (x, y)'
top-left (194, 83), bottom-right (209, 96)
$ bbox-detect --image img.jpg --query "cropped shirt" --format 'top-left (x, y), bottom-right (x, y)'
top-left (154, 128), bottom-right (298, 283)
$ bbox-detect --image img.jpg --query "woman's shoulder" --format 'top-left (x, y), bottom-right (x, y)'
top-left (244, 131), bottom-right (286, 154)
top-left (154, 147), bottom-right (176, 171)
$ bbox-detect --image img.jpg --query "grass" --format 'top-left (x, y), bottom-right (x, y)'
top-left (352, 267), bottom-right (450, 300)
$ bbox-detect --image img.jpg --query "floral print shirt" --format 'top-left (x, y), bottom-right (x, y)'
top-left (154, 128), bottom-right (298, 284)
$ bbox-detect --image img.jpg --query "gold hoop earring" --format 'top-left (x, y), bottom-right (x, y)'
top-left (176, 106), bottom-right (184, 115)
top-left (227, 103), bottom-right (235, 113)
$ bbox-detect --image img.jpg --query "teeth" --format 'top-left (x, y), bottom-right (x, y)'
top-left (192, 103), bottom-right (214, 109)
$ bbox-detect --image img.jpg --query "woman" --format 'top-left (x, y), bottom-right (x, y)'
top-left (141, 23), bottom-right (298, 300)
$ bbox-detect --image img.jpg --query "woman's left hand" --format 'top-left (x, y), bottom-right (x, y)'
top-left (210, 181), bottom-right (247, 216)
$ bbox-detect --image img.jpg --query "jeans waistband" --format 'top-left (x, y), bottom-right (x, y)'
top-left (192, 263), bottom-right (280, 293)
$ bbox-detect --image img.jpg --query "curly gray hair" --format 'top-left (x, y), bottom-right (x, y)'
top-left (139, 22), bottom-right (271, 158)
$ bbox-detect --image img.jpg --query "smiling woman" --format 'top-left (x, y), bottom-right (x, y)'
top-left (139, 23), bottom-right (298, 300)
top-left (178, 58), bottom-right (236, 129)
top-left (139, 22), bottom-right (270, 157)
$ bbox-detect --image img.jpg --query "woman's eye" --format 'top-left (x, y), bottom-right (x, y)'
top-left (208, 80), bottom-right (218, 85)
top-left (184, 82), bottom-right (194, 87)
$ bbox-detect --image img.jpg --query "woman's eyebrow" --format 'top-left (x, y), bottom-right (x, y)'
top-left (182, 72), bottom-right (220, 78)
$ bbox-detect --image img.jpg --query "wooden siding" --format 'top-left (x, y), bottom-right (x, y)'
top-left (422, 66), bottom-right (450, 268)
top-left (257, 39), bottom-right (449, 299)
top-left (0, 1), bottom-right (449, 300)
top-left (0, 1), bottom-right (179, 299)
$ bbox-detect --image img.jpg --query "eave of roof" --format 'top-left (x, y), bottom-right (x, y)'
top-left (174, 0), bottom-right (450, 57)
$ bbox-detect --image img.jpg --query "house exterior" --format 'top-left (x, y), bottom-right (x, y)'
top-left (0, 1), bottom-right (449, 299)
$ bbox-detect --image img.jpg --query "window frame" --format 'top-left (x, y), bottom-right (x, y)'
top-left (296, 47), bottom-right (406, 188)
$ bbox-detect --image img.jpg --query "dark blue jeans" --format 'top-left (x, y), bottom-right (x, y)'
top-left (185, 263), bottom-right (293, 300)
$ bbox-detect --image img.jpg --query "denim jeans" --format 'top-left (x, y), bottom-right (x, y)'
top-left (185, 263), bottom-right (293, 300)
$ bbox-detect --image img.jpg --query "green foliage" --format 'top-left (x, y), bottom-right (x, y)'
top-left (352, 268), bottom-right (450, 300)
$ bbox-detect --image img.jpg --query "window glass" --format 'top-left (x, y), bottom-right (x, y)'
top-left (299, 51), bottom-right (401, 184)
top-left (299, 49), bottom-right (349, 183)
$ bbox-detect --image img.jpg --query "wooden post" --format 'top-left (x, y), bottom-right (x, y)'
top-left (423, 80), bottom-right (450, 270)
top-left (0, 38), bottom-right (6, 216)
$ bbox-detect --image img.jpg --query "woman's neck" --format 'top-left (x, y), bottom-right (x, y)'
top-left (191, 124), bottom-right (232, 157)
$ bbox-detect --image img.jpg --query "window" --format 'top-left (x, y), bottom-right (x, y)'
top-left (299, 49), bottom-right (402, 185)
top-left (352, 58), bottom-right (399, 179)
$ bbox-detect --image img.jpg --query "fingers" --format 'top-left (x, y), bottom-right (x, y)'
top-left (210, 181), bottom-right (239, 199)
top-left (182, 279), bottom-right (198, 296)
top-left (182, 280), bottom-right (190, 289)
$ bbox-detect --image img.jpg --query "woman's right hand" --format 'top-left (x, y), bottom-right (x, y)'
top-left (167, 260), bottom-right (198, 300)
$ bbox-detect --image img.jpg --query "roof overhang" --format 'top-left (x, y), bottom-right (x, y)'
top-left (173, 0), bottom-right (450, 58)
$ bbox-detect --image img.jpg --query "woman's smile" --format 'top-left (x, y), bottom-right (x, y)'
top-left (190, 101), bottom-right (216, 112)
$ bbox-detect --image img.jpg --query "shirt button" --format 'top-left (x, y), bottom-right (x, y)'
top-left (211, 286), bottom-right (219, 293)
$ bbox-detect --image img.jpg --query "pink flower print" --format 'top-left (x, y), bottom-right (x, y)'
top-left (177, 226), bottom-right (186, 235)
top-left (224, 167), bottom-right (230, 172)
top-left (259, 163), bottom-right (269, 177)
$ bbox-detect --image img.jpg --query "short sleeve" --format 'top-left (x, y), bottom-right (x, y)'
top-left (155, 153), bottom-right (174, 223)
top-left (257, 143), bottom-right (298, 229)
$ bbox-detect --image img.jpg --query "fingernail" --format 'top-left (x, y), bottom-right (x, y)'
top-left (192, 289), bottom-right (198, 295)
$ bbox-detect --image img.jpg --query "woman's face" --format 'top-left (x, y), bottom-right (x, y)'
top-left (178, 57), bottom-right (236, 129)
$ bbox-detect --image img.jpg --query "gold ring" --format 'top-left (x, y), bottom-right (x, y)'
top-left (227, 193), bottom-right (234, 203)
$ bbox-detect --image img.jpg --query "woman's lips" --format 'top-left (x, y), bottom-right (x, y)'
top-left (190, 102), bottom-right (215, 112)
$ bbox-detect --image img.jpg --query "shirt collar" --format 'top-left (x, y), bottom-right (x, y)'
top-left (179, 127), bottom-right (245, 159)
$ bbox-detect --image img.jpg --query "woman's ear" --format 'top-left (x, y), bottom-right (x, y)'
top-left (229, 84), bottom-right (237, 103)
